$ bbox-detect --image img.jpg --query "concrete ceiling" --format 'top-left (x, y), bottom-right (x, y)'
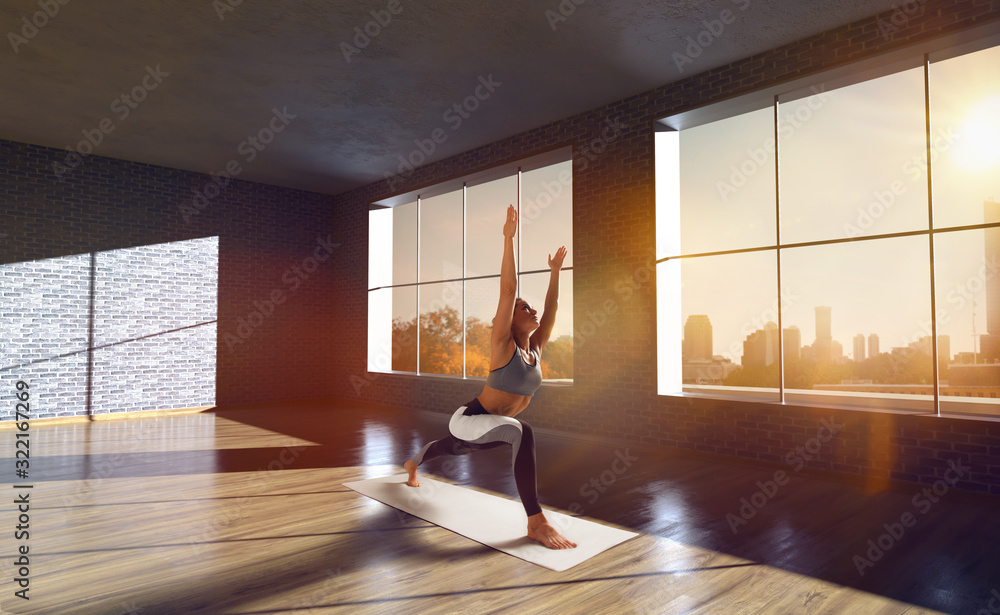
top-left (0, 0), bottom-right (900, 196)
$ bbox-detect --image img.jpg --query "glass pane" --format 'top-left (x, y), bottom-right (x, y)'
top-left (369, 208), bottom-right (392, 289)
top-left (779, 68), bottom-right (928, 244)
top-left (781, 236), bottom-right (933, 412)
top-left (418, 281), bottom-right (463, 376)
top-left (368, 288), bottom-right (391, 372)
top-left (419, 190), bottom-right (463, 283)
top-left (465, 277), bottom-right (499, 378)
top-left (656, 130), bottom-right (680, 260)
top-left (679, 107), bottom-right (776, 255)
top-left (519, 160), bottom-right (573, 272)
top-left (935, 228), bottom-right (1000, 418)
top-left (467, 176), bottom-right (517, 278)
top-left (392, 200), bottom-right (417, 286)
top-left (518, 270), bottom-right (573, 380)
top-left (677, 250), bottom-right (779, 399)
top-left (929, 44), bottom-right (1000, 229)
top-left (392, 286), bottom-right (417, 372)
top-left (370, 287), bottom-right (418, 374)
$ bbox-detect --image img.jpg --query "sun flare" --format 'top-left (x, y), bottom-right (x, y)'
top-left (954, 96), bottom-right (1000, 172)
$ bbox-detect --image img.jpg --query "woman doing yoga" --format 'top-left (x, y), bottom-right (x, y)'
top-left (404, 204), bottom-right (576, 550)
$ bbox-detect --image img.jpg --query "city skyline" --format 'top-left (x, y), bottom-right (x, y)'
top-left (668, 43), bottom-right (999, 364)
top-left (682, 306), bottom-right (961, 367)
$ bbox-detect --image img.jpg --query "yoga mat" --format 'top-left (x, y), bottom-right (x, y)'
top-left (343, 473), bottom-right (638, 572)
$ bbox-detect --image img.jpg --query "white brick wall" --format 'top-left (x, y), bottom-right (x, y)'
top-left (1, 236), bottom-right (218, 420)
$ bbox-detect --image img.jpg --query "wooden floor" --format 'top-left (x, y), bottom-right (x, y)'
top-left (2, 401), bottom-right (999, 614)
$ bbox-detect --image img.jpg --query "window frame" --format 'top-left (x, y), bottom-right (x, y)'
top-left (654, 22), bottom-right (1000, 420)
top-left (367, 146), bottom-right (575, 384)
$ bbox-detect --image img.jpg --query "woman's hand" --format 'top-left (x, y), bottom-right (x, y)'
top-left (503, 205), bottom-right (517, 239)
top-left (548, 246), bottom-right (567, 271)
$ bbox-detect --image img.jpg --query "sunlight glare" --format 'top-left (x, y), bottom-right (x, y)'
top-left (954, 96), bottom-right (1000, 172)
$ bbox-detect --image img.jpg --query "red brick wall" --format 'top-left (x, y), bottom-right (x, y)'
top-left (331, 0), bottom-right (1000, 496)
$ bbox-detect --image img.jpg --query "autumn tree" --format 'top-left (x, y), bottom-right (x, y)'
top-left (391, 306), bottom-right (573, 380)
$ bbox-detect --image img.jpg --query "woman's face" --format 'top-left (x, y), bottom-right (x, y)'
top-left (513, 298), bottom-right (539, 332)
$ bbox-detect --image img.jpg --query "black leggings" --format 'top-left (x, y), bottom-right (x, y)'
top-left (412, 399), bottom-right (541, 517)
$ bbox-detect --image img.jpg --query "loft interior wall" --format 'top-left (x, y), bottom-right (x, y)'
top-left (336, 0), bottom-right (1000, 496)
top-left (0, 140), bottom-right (341, 413)
top-left (2, 0), bottom-right (997, 492)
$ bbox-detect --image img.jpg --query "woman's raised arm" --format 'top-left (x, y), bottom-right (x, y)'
top-left (531, 245), bottom-right (567, 352)
top-left (491, 205), bottom-right (519, 348)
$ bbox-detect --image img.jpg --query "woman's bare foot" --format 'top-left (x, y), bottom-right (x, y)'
top-left (404, 459), bottom-right (421, 487)
top-left (527, 512), bottom-right (577, 549)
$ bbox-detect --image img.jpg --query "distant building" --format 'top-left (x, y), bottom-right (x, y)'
top-left (868, 333), bottom-right (880, 357)
top-left (982, 200), bottom-right (1000, 362)
top-left (801, 344), bottom-right (814, 363)
top-left (682, 315), bottom-right (713, 361)
top-left (854, 334), bottom-right (866, 362)
top-left (905, 335), bottom-right (952, 364)
top-left (784, 326), bottom-right (801, 359)
top-left (938, 335), bottom-right (951, 365)
top-left (681, 315), bottom-right (738, 384)
top-left (743, 321), bottom-right (779, 369)
top-left (949, 363), bottom-right (1000, 387)
top-left (816, 306), bottom-right (832, 340)
top-left (955, 351), bottom-right (978, 365)
top-left (682, 356), bottom-right (739, 384)
top-left (813, 306), bottom-right (833, 362)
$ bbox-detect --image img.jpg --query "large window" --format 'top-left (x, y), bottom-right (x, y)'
top-left (368, 150), bottom-right (574, 382)
top-left (656, 38), bottom-right (1000, 418)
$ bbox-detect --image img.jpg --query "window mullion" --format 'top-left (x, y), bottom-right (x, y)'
top-left (462, 183), bottom-right (467, 379)
top-left (924, 54), bottom-right (940, 417)
top-left (774, 95), bottom-right (785, 403)
top-left (416, 194), bottom-right (421, 375)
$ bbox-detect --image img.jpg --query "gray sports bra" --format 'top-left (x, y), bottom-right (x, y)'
top-left (486, 346), bottom-right (543, 396)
